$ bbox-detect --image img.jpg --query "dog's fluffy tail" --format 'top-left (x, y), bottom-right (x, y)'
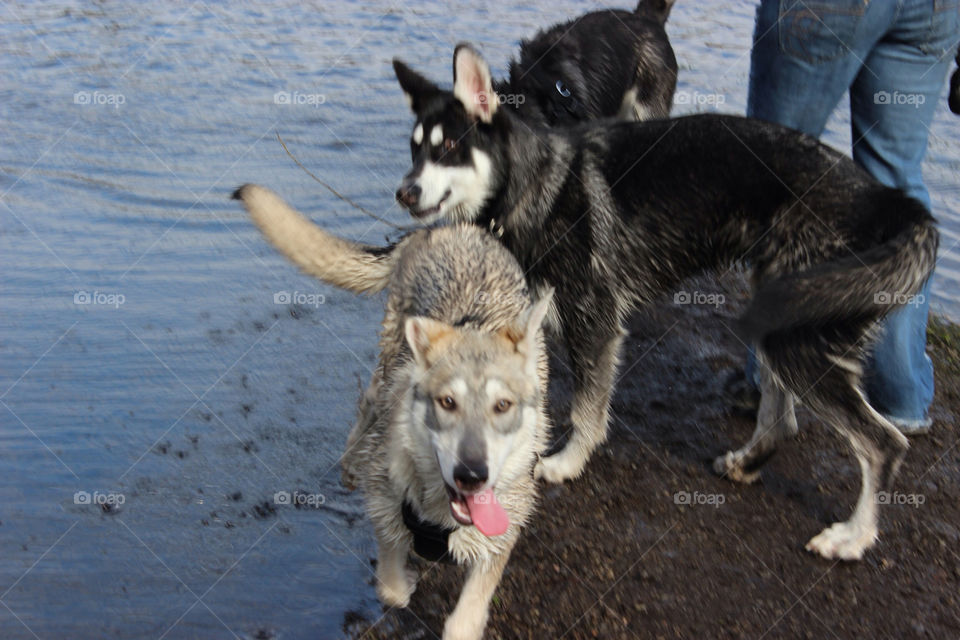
top-left (233, 184), bottom-right (397, 295)
top-left (635, 0), bottom-right (675, 23)
top-left (741, 197), bottom-right (938, 342)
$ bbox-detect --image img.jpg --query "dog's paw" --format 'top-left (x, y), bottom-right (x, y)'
top-left (712, 451), bottom-right (761, 484)
top-left (534, 450), bottom-right (585, 484)
top-left (376, 567), bottom-right (418, 608)
top-left (443, 610), bottom-right (487, 640)
top-left (533, 458), bottom-right (563, 484)
top-left (805, 522), bottom-right (877, 561)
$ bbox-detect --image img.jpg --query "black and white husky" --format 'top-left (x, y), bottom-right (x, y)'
top-left (391, 45), bottom-right (938, 561)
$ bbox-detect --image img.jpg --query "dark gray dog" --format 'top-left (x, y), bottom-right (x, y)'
top-left (391, 44), bottom-right (938, 561)
top-left (495, 0), bottom-right (677, 126)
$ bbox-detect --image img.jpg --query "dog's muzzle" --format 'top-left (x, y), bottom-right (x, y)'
top-left (396, 181), bottom-right (421, 209)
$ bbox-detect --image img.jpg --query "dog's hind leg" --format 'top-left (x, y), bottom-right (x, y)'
top-left (761, 333), bottom-right (908, 560)
top-left (443, 545), bottom-right (512, 640)
top-left (714, 352), bottom-right (798, 483)
top-left (536, 321), bottom-right (625, 483)
top-left (803, 388), bottom-right (907, 561)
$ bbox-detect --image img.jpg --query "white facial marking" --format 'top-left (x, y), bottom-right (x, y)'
top-left (409, 148), bottom-right (494, 225)
top-left (412, 123), bottom-right (423, 145)
top-left (430, 124), bottom-right (443, 147)
top-left (450, 378), bottom-right (467, 398)
top-left (485, 379), bottom-right (507, 402)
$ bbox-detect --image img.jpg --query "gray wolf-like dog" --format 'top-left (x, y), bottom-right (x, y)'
top-left (234, 184), bottom-right (552, 640)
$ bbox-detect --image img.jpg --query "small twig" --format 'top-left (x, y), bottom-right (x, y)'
top-left (276, 132), bottom-right (413, 232)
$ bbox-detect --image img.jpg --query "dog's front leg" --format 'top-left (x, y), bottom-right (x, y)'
top-left (373, 516), bottom-right (417, 608)
top-left (536, 319), bottom-right (625, 483)
top-left (443, 548), bottom-right (511, 640)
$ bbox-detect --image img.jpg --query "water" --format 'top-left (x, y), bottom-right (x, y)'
top-left (1, 2), bottom-right (957, 638)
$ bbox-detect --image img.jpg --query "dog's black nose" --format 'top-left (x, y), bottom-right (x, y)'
top-left (396, 183), bottom-right (421, 209)
top-left (453, 460), bottom-right (488, 492)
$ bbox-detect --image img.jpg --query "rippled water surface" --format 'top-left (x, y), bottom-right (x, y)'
top-left (1, 2), bottom-right (958, 638)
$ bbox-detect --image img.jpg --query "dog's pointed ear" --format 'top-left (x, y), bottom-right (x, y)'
top-left (453, 43), bottom-right (498, 123)
top-left (499, 289), bottom-right (553, 374)
top-left (521, 289), bottom-right (553, 347)
top-left (393, 59), bottom-right (440, 114)
top-left (405, 316), bottom-right (454, 367)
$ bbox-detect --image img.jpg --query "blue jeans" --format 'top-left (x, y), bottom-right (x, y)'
top-left (745, 0), bottom-right (959, 424)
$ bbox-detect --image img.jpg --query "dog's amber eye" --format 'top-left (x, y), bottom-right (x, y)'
top-left (493, 399), bottom-right (512, 414)
top-left (437, 395), bottom-right (457, 411)
top-left (443, 138), bottom-right (457, 152)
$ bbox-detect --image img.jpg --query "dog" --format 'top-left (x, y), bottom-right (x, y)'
top-left (495, 0), bottom-right (677, 126)
top-left (389, 45), bottom-right (939, 561)
top-left (233, 184), bottom-right (552, 640)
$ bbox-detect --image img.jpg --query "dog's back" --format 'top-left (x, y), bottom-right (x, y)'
top-left (375, 225), bottom-right (533, 377)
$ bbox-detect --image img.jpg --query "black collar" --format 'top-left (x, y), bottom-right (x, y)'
top-left (401, 500), bottom-right (456, 564)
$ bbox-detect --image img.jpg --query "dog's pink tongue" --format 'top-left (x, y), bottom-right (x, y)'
top-left (467, 490), bottom-right (509, 537)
